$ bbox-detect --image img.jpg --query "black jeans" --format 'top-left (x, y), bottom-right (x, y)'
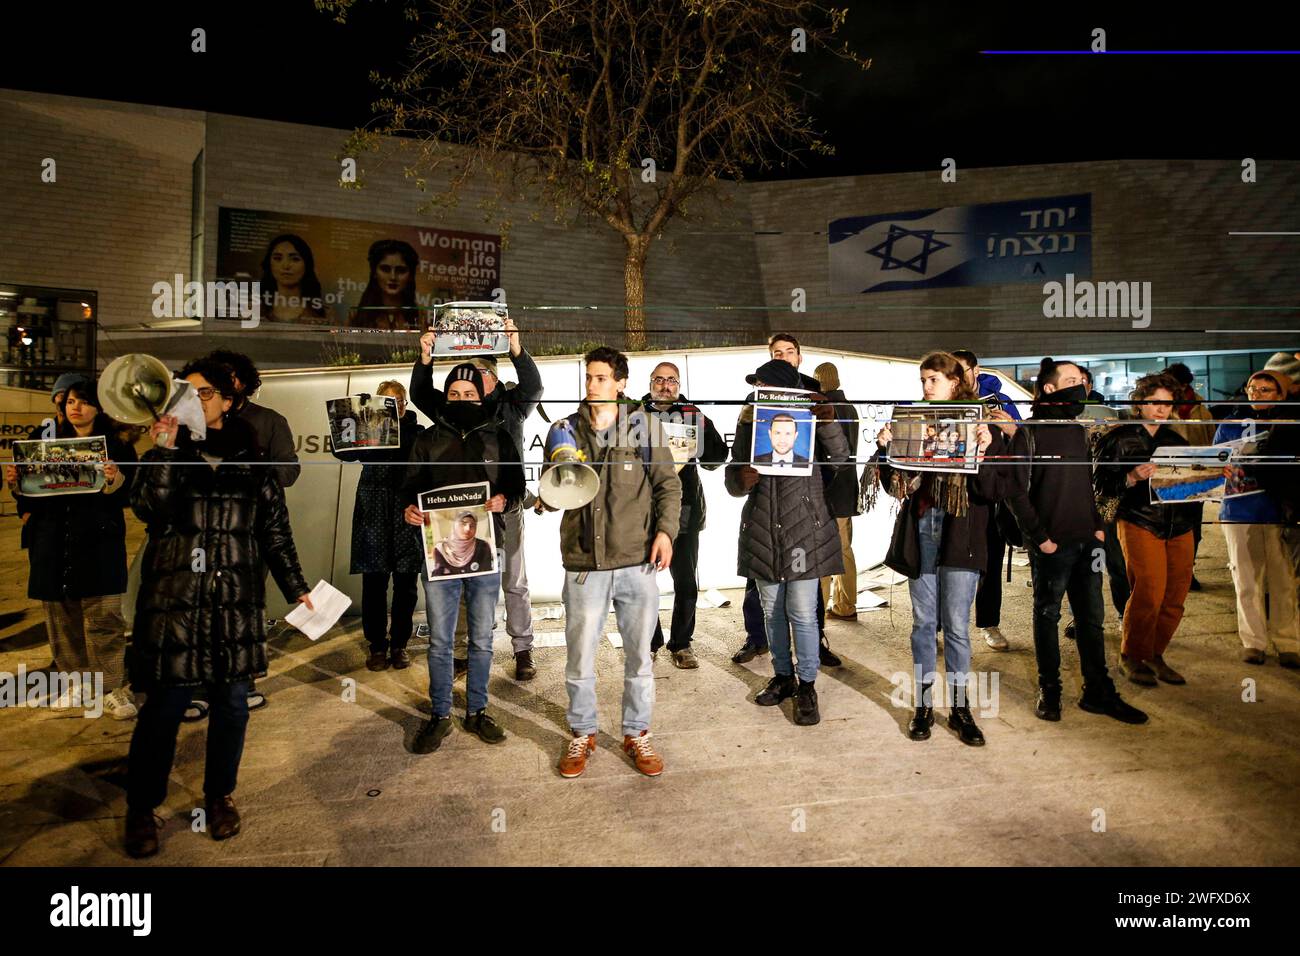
top-left (127, 680), bottom-right (250, 811)
top-left (975, 516), bottom-right (1004, 629)
top-left (1028, 542), bottom-right (1114, 696)
top-left (1103, 521), bottom-right (1130, 617)
top-left (652, 531), bottom-right (699, 652)
top-left (361, 571), bottom-right (418, 653)
top-left (742, 577), bottom-right (825, 648)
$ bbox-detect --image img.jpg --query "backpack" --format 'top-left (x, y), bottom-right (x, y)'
top-left (995, 426), bottom-right (1035, 567)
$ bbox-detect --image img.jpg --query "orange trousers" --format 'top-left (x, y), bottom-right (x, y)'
top-left (1117, 520), bottom-right (1195, 661)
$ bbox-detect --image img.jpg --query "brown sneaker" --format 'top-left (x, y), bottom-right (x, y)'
top-left (205, 795), bottom-right (242, 841)
top-left (559, 733), bottom-right (596, 778)
top-left (622, 730), bottom-right (664, 777)
top-left (366, 650), bottom-right (390, 672)
top-left (389, 648), bottom-right (411, 670)
top-left (1151, 654), bottom-right (1186, 684)
top-left (1241, 648), bottom-right (1266, 665)
top-left (124, 809), bottom-right (161, 859)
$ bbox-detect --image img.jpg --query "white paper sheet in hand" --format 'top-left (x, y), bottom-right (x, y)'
top-left (165, 381), bottom-right (208, 441)
top-left (285, 580), bottom-right (352, 641)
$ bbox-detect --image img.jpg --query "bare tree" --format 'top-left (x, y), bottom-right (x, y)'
top-left (318, 0), bottom-right (867, 350)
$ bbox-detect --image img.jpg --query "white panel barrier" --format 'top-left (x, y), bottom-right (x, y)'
top-left (257, 347), bottom-right (1031, 614)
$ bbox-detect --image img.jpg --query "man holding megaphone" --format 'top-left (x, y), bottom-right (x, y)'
top-left (540, 347), bottom-right (681, 779)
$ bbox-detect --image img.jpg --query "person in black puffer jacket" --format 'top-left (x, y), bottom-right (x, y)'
top-left (6, 376), bottom-right (137, 718)
top-left (123, 358), bottom-right (311, 860)
top-left (332, 380), bottom-right (425, 671)
top-left (1094, 373), bottom-right (1199, 687)
top-left (862, 352), bottom-right (1007, 747)
top-left (726, 359), bottom-right (850, 727)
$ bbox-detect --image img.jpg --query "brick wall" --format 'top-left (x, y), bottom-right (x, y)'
top-left (745, 160), bottom-right (1300, 362)
top-left (0, 90), bottom-right (204, 333)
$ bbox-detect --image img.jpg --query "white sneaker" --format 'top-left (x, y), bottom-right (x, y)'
top-left (103, 687), bottom-right (138, 720)
top-left (982, 627), bottom-right (1009, 651)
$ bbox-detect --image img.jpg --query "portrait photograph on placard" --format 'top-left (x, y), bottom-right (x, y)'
top-left (418, 481), bottom-right (497, 580)
top-left (430, 301), bottom-right (511, 357)
top-left (659, 420), bottom-right (700, 472)
top-left (886, 403), bottom-right (982, 474)
top-left (326, 394), bottom-right (400, 452)
top-left (12, 436), bottom-right (108, 496)
top-left (1149, 445), bottom-right (1233, 504)
top-left (750, 387), bottom-right (815, 476)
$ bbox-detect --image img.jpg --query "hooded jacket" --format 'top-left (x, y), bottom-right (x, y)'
top-left (976, 372), bottom-right (1023, 421)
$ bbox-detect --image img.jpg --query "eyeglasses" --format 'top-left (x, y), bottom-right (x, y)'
top-left (195, 387), bottom-right (218, 400)
top-left (1246, 386), bottom-right (1279, 396)
top-left (652, 376), bottom-right (679, 386)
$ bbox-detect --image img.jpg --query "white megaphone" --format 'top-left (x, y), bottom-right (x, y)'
top-left (538, 418), bottom-right (600, 510)
top-left (98, 353), bottom-right (177, 424)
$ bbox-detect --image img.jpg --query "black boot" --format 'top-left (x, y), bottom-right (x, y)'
top-left (908, 681), bottom-right (934, 740)
top-left (947, 705), bottom-right (986, 746)
top-left (794, 680), bottom-right (820, 725)
top-left (755, 673), bottom-right (796, 706)
top-left (1035, 683), bottom-right (1062, 721)
top-left (1079, 686), bottom-right (1148, 724)
top-left (818, 634), bottom-right (841, 668)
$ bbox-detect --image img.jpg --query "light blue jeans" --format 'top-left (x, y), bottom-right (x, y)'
top-left (908, 507), bottom-right (980, 706)
top-left (424, 572), bottom-right (500, 716)
top-left (563, 564), bottom-right (658, 737)
top-left (756, 577), bottom-right (820, 684)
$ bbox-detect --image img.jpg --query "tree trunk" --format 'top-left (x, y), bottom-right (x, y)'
top-left (623, 233), bottom-right (650, 352)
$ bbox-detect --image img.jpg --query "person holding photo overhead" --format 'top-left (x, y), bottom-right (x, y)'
top-left (726, 359), bottom-right (849, 727)
top-left (863, 352), bottom-right (1007, 746)
top-left (401, 363), bottom-right (525, 753)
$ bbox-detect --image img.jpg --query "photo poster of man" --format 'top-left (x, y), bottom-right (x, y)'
top-left (886, 403), bottom-right (982, 474)
top-left (12, 436), bottom-right (108, 496)
top-left (326, 394), bottom-right (400, 452)
top-left (430, 301), bottom-right (511, 357)
top-left (418, 481), bottom-right (497, 581)
top-left (659, 421), bottom-right (701, 473)
top-left (214, 207), bottom-right (501, 331)
top-left (751, 387), bottom-right (815, 477)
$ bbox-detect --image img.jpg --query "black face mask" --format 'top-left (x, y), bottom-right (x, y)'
top-left (1038, 383), bottom-right (1088, 419)
top-left (442, 401), bottom-right (488, 431)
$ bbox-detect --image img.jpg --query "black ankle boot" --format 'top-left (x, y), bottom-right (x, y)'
top-left (1036, 683), bottom-right (1062, 721)
top-left (794, 680), bottom-right (820, 725)
top-left (755, 673), bottom-right (796, 706)
top-left (947, 705), bottom-right (986, 746)
top-left (908, 705), bottom-right (934, 740)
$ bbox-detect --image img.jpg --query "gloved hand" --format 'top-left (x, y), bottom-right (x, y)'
top-left (737, 465), bottom-right (760, 492)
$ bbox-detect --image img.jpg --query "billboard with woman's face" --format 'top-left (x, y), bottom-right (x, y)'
top-left (214, 207), bottom-right (502, 330)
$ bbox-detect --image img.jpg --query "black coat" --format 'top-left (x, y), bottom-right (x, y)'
top-left (333, 410), bottom-right (425, 574)
top-left (640, 393), bottom-right (729, 535)
top-left (18, 427), bottom-right (138, 601)
top-left (1094, 423), bottom-right (1198, 539)
top-left (725, 415), bottom-right (850, 582)
top-left (128, 423), bottom-right (309, 690)
top-left (875, 431), bottom-right (1009, 579)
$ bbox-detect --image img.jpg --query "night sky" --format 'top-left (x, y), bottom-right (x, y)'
top-left (3, 1), bottom-right (1296, 176)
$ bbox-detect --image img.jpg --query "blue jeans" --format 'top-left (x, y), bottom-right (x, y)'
top-left (424, 572), bottom-right (500, 716)
top-left (756, 578), bottom-right (820, 684)
top-left (563, 564), bottom-right (658, 736)
top-left (908, 507), bottom-right (980, 705)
